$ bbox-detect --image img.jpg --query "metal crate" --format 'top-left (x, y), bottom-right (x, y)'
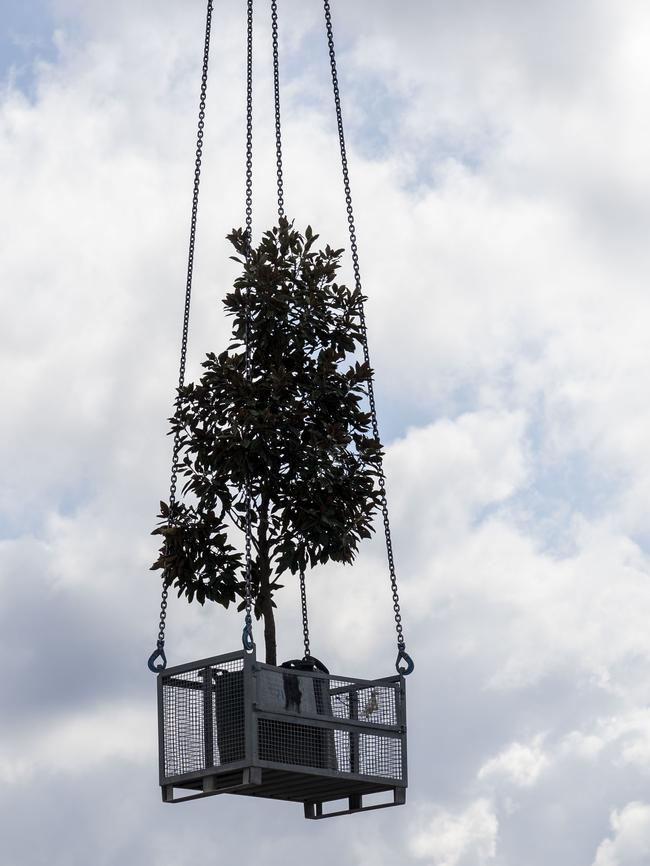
top-left (157, 649), bottom-right (408, 818)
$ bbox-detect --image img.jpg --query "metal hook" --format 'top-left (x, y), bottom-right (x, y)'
top-left (242, 622), bottom-right (255, 653)
top-left (147, 641), bottom-right (167, 673)
top-left (395, 648), bottom-right (414, 676)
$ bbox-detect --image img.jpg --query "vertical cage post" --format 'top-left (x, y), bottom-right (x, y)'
top-left (202, 666), bottom-right (215, 769)
top-left (244, 651), bottom-right (257, 766)
top-left (157, 672), bottom-right (166, 787)
top-left (399, 677), bottom-right (408, 787)
top-left (348, 688), bottom-right (361, 810)
top-left (349, 688), bottom-right (359, 774)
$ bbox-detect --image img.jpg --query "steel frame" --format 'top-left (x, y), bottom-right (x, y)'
top-left (157, 649), bottom-right (408, 819)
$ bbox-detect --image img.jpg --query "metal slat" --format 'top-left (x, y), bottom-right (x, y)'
top-left (255, 662), bottom-right (399, 690)
top-left (162, 759), bottom-right (252, 787)
top-left (253, 708), bottom-right (402, 736)
top-left (162, 651), bottom-right (246, 678)
top-left (304, 787), bottom-right (406, 820)
top-left (254, 757), bottom-right (404, 787)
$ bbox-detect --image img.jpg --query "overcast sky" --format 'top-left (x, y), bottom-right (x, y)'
top-left (2, 0), bottom-right (650, 864)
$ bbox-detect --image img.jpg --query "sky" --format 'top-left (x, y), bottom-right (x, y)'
top-left (2, 0), bottom-right (650, 863)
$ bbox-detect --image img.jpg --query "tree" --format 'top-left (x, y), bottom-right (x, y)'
top-left (152, 219), bottom-right (382, 665)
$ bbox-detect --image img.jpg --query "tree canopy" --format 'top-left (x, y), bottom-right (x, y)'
top-left (152, 219), bottom-right (382, 663)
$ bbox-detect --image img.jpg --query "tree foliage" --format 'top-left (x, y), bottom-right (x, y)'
top-left (152, 219), bottom-right (382, 663)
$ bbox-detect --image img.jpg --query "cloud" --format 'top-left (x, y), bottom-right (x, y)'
top-left (478, 736), bottom-right (549, 789)
top-left (593, 803), bottom-right (650, 866)
top-left (388, 409), bottom-right (528, 542)
top-left (561, 710), bottom-right (650, 775)
top-left (0, 700), bottom-right (153, 783)
top-left (409, 799), bottom-right (498, 866)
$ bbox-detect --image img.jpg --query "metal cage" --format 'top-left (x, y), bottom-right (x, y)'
top-left (157, 649), bottom-right (407, 818)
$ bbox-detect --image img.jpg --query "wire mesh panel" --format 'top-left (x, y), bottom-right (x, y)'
top-left (258, 718), bottom-right (338, 770)
top-left (160, 654), bottom-right (246, 780)
top-left (157, 650), bottom-right (407, 816)
top-left (330, 679), bottom-right (398, 727)
top-left (254, 666), bottom-right (404, 784)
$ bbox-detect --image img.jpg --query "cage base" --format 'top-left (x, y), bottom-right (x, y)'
top-left (162, 765), bottom-right (405, 818)
top-left (162, 767), bottom-right (263, 803)
top-left (303, 786), bottom-right (406, 819)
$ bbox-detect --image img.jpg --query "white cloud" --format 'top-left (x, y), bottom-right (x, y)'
top-left (409, 799), bottom-right (498, 866)
top-left (593, 803), bottom-right (650, 866)
top-left (560, 711), bottom-right (650, 774)
top-left (478, 736), bottom-right (549, 788)
top-left (388, 409), bottom-right (528, 540)
top-left (0, 701), bottom-right (154, 783)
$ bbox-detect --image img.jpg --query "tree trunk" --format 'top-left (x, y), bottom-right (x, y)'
top-left (261, 593), bottom-right (277, 666)
top-left (257, 493), bottom-right (277, 665)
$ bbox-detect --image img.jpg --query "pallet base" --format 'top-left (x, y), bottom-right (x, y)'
top-left (162, 765), bottom-right (406, 818)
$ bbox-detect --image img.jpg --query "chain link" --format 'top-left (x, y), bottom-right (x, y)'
top-left (299, 570), bottom-right (311, 659)
top-left (271, 0), bottom-right (285, 220)
top-left (322, 0), bottom-right (412, 674)
top-left (242, 0), bottom-right (255, 653)
top-left (149, 0), bottom-right (214, 673)
top-left (245, 0), bottom-right (254, 248)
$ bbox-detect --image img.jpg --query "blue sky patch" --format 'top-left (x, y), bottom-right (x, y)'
top-left (1, 0), bottom-right (57, 94)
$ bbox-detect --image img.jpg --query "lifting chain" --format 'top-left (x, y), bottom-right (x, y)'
top-left (242, 0), bottom-right (256, 654)
top-left (148, 0), bottom-right (214, 673)
top-left (299, 570), bottom-right (311, 660)
top-left (271, 0), bottom-right (311, 659)
top-left (271, 0), bottom-right (285, 220)
top-left (322, 0), bottom-right (413, 677)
